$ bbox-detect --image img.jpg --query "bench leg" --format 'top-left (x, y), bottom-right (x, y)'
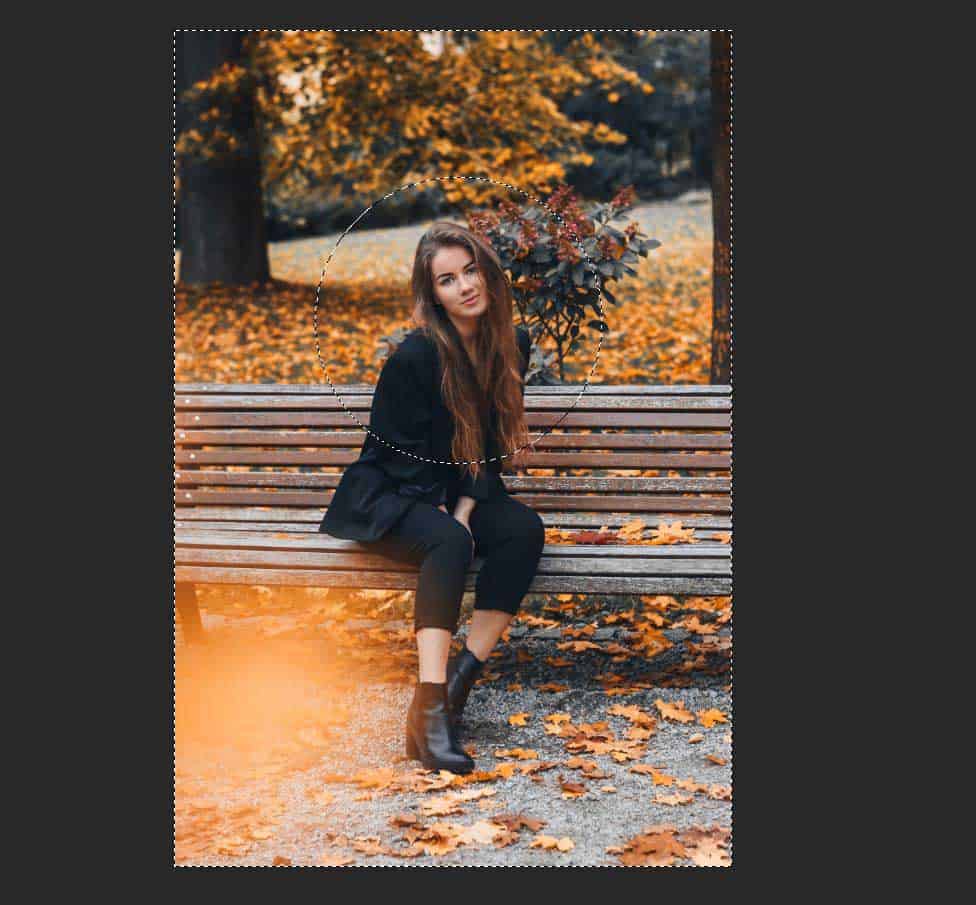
top-left (175, 582), bottom-right (206, 645)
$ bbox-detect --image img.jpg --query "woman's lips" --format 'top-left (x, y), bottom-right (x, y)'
top-left (462, 294), bottom-right (479, 305)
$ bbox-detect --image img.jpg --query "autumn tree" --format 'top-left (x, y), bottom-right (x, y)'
top-left (176, 30), bottom-right (653, 285)
top-left (176, 32), bottom-right (271, 285)
top-left (709, 32), bottom-right (731, 384)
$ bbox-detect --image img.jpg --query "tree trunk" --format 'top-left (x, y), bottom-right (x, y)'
top-left (709, 32), bottom-right (732, 385)
top-left (176, 32), bottom-right (270, 286)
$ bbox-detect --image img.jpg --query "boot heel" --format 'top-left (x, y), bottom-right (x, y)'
top-left (405, 731), bottom-right (420, 760)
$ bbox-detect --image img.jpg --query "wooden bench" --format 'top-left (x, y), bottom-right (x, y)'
top-left (175, 382), bottom-right (731, 644)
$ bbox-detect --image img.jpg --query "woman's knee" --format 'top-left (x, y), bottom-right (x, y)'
top-left (512, 508), bottom-right (545, 557)
top-left (429, 518), bottom-right (475, 565)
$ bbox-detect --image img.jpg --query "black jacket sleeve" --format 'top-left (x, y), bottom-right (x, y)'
top-left (369, 345), bottom-right (447, 507)
top-left (456, 326), bottom-right (531, 501)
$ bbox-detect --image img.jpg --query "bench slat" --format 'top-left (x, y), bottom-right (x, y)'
top-left (175, 450), bottom-right (729, 468)
top-left (174, 521), bottom-right (733, 539)
top-left (176, 529), bottom-right (730, 557)
top-left (176, 547), bottom-right (731, 576)
top-left (174, 472), bottom-right (731, 492)
top-left (176, 382), bottom-right (732, 395)
top-left (174, 428), bottom-right (731, 450)
top-left (174, 507), bottom-right (733, 528)
top-left (176, 396), bottom-right (730, 413)
top-left (175, 565), bottom-right (731, 595)
top-left (175, 489), bottom-right (731, 511)
top-left (176, 411), bottom-right (730, 429)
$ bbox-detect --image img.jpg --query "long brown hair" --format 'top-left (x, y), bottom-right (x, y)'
top-left (409, 221), bottom-right (531, 480)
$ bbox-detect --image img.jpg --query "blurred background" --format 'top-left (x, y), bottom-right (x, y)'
top-left (175, 30), bottom-right (731, 387)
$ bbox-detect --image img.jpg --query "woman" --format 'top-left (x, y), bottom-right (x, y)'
top-left (319, 221), bottom-right (546, 775)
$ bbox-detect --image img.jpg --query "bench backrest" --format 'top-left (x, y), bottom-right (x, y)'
top-left (175, 383), bottom-right (731, 536)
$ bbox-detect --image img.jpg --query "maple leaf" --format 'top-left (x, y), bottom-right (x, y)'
top-left (508, 712), bottom-right (530, 727)
top-left (557, 640), bottom-right (602, 653)
top-left (697, 708), bottom-right (729, 728)
top-left (615, 827), bottom-right (688, 867)
top-left (390, 813), bottom-right (418, 827)
top-left (608, 703), bottom-right (656, 727)
top-left (319, 852), bottom-right (356, 866)
top-left (545, 656), bottom-right (574, 668)
top-left (530, 834), bottom-right (575, 852)
top-left (679, 825), bottom-right (731, 866)
top-left (625, 726), bottom-right (655, 741)
top-left (494, 747), bottom-right (539, 760)
top-left (630, 764), bottom-right (674, 785)
top-left (493, 813), bottom-right (547, 833)
top-left (451, 820), bottom-right (506, 846)
top-left (655, 698), bottom-right (695, 723)
top-left (676, 778), bottom-right (710, 794)
top-left (420, 796), bottom-right (465, 817)
top-left (544, 713), bottom-right (572, 724)
top-left (649, 521), bottom-right (697, 545)
top-left (688, 733), bottom-right (705, 743)
top-left (562, 624), bottom-right (597, 639)
top-left (536, 682), bottom-right (569, 693)
top-left (350, 836), bottom-right (388, 856)
top-left (617, 518), bottom-right (647, 541)
top-left (681, 615), bottom-right (719, 635)
top-left (654, 792), bottom-right (694, 806)
top-left (570, 530), bottom-right (618, 544)
top-left (706, 754), bottom-right (727, 766)
top-left (559, 775), bottom-right (587, 798)
top-left (350, 767), bottom-right (399, 789)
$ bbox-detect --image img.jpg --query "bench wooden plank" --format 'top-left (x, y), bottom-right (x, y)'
top-left (175, 489), bottom-right (731, 511)
top-left (176, 395), bottom-right (730, 414)
top-left (175, 521), bottom-right (734, 539)
top-left (176, 411), bottom-right (730, 429)
top-left (176, 529), bottom-right (730, 556)
top-left (175, 450), bottom-right (730, 468)
top-left (174, 507), bottom-right (733, 528)
top-left (176, 383), bottom-right (732, 396)
top-left (174, 472), bottom-right (731, 492)
top-left (176, 547), bottom-right (731, 576)
top-left (174, 428), bottom-right (731, 450)
top-left (175, 565), bottom-right (731, 595)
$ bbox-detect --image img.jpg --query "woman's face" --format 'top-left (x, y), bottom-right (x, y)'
top-left (430, 246), bottom-right (488, 326)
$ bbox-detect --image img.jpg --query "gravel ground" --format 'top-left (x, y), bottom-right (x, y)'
top-left (175, 598), bottom-right (732, 868)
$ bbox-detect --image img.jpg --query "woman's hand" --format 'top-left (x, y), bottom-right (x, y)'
top-left (438, 504), bottom-right (474, 557)
top-left (454, 515), bottom-right (475, 557)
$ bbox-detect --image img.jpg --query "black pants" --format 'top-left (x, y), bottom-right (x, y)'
top-left (368, 491), bottom-right (546, 632)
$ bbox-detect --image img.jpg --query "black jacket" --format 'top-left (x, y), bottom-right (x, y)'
top-left (318, 325), bottom-right (531, 542)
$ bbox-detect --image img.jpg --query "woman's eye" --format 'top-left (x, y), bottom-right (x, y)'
top-left (440, 269), bottom-right (476, 285)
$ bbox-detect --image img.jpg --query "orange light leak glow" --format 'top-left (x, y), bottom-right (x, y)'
top-left (174, 585), bottom-right (421, 860)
